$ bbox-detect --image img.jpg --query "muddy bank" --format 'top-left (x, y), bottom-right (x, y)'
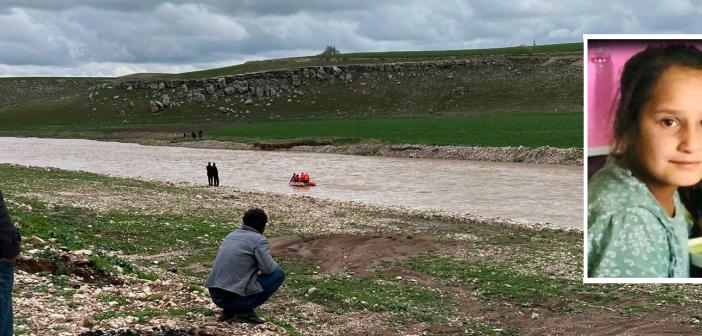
top-left (270, 234), bottom-right (454, 276)
top-left (289, 143), bottom-right (583, 165)
top-left (127, 138), bottom-right (583, 165)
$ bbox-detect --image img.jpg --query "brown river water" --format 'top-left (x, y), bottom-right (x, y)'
top-left (0, 137), bottom-right (583, 229)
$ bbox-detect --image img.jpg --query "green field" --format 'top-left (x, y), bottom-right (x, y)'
top-left (210, 113), bottom-right (583, 148)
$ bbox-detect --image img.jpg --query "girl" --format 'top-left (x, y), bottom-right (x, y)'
top-left (588, 43), bottom-right (702, 278)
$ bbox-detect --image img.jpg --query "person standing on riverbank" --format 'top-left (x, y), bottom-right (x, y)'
top-left (206, 162), bottom-right (214, 186)
top-left (0, 190), bottom-right (21, 336)
top-left (205, 208), bottom-right (285, 324)
top-left (213, 163), bottom-right (220, 187)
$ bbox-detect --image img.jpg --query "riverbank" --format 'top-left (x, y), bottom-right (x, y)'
top-left (1, 136), bottom-right (582, 227)
top-left (123, 137), bottom-right (583, 166)
top-left (3, 164), bottom-right (700, 335)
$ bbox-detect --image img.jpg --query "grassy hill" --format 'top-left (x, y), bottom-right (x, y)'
top-left (0, 43), bottom-right (583, 148)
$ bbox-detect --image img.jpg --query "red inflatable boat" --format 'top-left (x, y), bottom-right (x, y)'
top-left (289, 181), bottom-right (316, 187)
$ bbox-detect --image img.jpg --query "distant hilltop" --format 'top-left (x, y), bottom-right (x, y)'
top-left (91, 54), bottom-right (582, 116)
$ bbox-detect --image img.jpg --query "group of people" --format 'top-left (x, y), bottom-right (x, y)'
top-left (289, 172), bottom-right (310, 183)
top-left (206, 162), bottom-right (220, 187)
top-left (183, 130), bottom-right (204, 140)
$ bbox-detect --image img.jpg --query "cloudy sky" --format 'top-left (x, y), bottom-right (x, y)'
top-left (0, 0), bottom-right (700, 77)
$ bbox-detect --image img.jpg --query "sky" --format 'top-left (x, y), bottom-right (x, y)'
top-left (0, 0), bottom-right (701, 77)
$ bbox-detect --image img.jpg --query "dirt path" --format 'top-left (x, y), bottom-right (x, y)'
top-left (269, 234), bottom-right (701, 335)
top-left (271, 234), bottom-right (450, 276)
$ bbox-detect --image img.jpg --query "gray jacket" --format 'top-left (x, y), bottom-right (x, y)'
top-left (204, 225), bottom-right (278, 296)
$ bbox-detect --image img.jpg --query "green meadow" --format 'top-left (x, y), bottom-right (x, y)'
top-left (210, 113), bottom-right (583, 148)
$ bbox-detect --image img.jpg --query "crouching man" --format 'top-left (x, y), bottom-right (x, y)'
top-left (205, 208), bottom-right (285, 324)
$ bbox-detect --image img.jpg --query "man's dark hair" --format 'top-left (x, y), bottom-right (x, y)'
top-left (243, 208), bottom-right (267, 233)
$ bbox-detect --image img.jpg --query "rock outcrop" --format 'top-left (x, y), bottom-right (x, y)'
top-left (90, 55), bottom-right (582, 114)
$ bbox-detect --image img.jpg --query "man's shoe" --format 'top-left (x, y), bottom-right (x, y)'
top-left (232, 311), bottom-right (265, 324)
top-left (218, 311), bottom-right (235, 322)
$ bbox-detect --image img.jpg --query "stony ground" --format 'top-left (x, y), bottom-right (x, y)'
top-left (3, 164), bottom-right (702, 335)
top-left (116, 136), bottom-right (583, 166)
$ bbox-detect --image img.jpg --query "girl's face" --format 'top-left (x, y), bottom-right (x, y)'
top-left (637, 64), bottom-right (702, 189)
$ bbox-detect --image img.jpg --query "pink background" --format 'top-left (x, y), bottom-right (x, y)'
top-left (587, 40), bottom-right (702, 152)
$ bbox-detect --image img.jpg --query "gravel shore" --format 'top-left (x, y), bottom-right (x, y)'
top-left (131, 139), bottom-right (583, 166)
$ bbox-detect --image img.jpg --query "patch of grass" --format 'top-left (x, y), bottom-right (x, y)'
top-left (5, 197), bottom-right (226, 262)
top-left (137, 272), bottom-right (159, 281)
top-left (647, 285), bottom-right (686, 305)
top-left (57, 288), bottom-right (76, 298)
top-left (210, 113), bottom-right (582, 148)
top-left (148, 293), bottom-right (165, 301)
top-left (410, 255), bottom-right (566, 304)
top-left (93, 310), bottom-right (118, 321)
top-left (90, 253), bottom-right (158, 280)
top-left (401, 253), bottom-right (693, 317)
top-left (623, 304), bottom-right (650, 316)
top-left (13, 314), bottom-right (34, 335)
top-left (89, 254), bottom-right (122, 274)
top-left (463, 324), bottom-right (520, 336)
top-left (403, 253), bottom-right (594, 305)
top-left (281, 258), bottom-right (450, 323)
top-left (266, 315), bottom-right (303, 336)
top-left (186, 282), bottom-right (206, 295)
top-left (98, 293), bottom-right (131, 306)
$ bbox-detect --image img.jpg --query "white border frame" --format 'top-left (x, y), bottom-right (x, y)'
top-left (583, 33), bottom-right (702, 284)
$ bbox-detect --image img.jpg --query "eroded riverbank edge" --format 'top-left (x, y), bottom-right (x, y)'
top-left (122, 138), bottom-right (584, 166)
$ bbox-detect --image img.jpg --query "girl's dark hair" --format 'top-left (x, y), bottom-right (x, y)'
top-left (612, 43), bottom-right (702, 158)
top-left (681, 186), bottom-right (702, 221)
top-left (243, 208), bottom-right (267, 233)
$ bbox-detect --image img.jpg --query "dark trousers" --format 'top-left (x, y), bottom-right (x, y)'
top-left (0, 261), bottom-right (14, 336)
top-left (209, 267), bottom-right (285, 314)
top-left (214, 175), bottom-right (219, 187)
top-left (208, 175), bottom-right (213, 186)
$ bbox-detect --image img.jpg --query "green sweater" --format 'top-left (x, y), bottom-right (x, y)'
top-left (588, 159), bottom-right (690, 278)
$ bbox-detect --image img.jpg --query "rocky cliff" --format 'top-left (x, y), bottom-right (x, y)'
top-left (91, 54), bottom-right (582, 117)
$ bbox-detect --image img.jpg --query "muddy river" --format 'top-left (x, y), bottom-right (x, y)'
top-left (0, 137), bottom-right (583, 229)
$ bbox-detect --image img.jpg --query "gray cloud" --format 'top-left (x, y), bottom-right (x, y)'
top-left (0, 0), bottom-right (701, 76)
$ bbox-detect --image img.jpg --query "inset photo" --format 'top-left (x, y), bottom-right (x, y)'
top-left (586, 34), bottom-right (702, 282)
